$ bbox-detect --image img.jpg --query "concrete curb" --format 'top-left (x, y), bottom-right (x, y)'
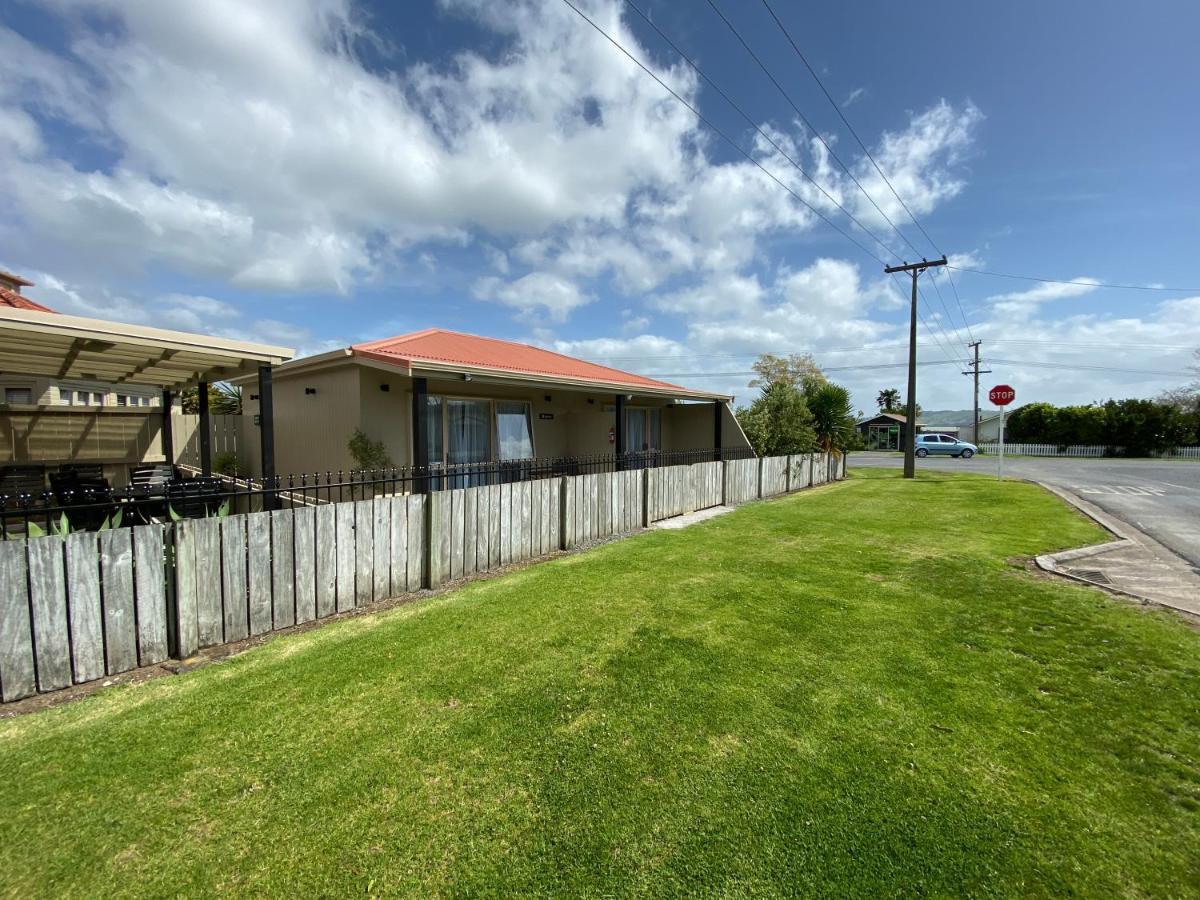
top-left (1033, 482), bottom-right (1169, 607)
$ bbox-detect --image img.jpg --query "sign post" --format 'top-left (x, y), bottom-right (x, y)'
top-left (988, 384), bottom-right (1016, 479)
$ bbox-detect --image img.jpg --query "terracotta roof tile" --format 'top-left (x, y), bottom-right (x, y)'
top-left (0, 285), bottom-right (55, 313)
top-left (351, 328), bottom-right (696, 394)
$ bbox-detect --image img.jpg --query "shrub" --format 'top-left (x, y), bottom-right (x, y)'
top-left (348, 429), bottom-right (393, 470)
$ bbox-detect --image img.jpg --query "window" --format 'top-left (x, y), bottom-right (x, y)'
top-left (495, 401), bottom-right (534, 460)
top-left (59, 388), bottom-right (74, 405)
top-left (4, 387), bottom-right (33, 405)
top-left (116, 394), bottom-right (128, 407)
top-left (92, 392), bottom-right (104, 405)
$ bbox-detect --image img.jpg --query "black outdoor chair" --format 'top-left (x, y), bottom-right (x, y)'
top-left (0, 464), bottom-right (47, 498)
top-left (164, 477), bottom-right (226, 520)
top-left (49, 466), bottom-right (116, 531)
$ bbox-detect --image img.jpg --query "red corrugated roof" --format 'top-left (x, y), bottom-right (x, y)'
top-left (352, 328), bottom-right (692, 393)
top-left (0, 285), bottom-right (54, 313)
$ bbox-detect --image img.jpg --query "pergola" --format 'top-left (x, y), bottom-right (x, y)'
top-left (0, 306), bottom-right (293, 492)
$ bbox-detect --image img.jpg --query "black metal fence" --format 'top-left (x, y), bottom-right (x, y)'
top-left (0, 447), bottom-right (756, 538)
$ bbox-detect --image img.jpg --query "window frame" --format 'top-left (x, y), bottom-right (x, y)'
top-left (422, 393), bottom-right (537, 467)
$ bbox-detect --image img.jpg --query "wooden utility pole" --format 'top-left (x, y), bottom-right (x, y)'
top-left (883, 257), bottom-right (947, 478)
top-left (962, 341), bottom-right (991, 444)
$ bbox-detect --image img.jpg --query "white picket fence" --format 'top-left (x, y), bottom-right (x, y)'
top-left (978, 443), bottom-right (1200, 458)
top-left (0, 452), bottom-right (847, 703)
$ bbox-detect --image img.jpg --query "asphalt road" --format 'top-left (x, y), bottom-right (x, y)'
top-left (849, 452), bottom-right (1200, 569)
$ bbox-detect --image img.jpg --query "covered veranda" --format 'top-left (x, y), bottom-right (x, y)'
top-left (0, 306), bottom-right (292, 523)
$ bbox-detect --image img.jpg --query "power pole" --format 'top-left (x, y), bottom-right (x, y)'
top-left (962, 341), bottom-right (991, 444)
top-left (884, 257), bottom-right (947, 478)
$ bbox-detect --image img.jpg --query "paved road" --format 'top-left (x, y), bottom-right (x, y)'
top-left (849, 452), bottom-right (1200, 569)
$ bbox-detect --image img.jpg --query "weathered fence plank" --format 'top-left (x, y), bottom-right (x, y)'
top-left (172, 522), bottom-right (198, 658)
top-left (101, 529), bottom-right (138, 673)
top-left (335, 502), bottom-right (356, 611)
top-left (294, 507), bottom-right (317, 624)
top-left (463, 488), bottom-right (477, 577)
top-left (315, 505), bottom-right (337, 618)
top-left (354, 501), bottom-right (374, 606)
top-left (488, 484), bottom-right (501, 567)
top-left (271, 509), bottom-right (296, 629)
top-left (133, 524), bottom-right (168, 666)
top-left (449, 490), bottom-right (464, 581)
top-left (0, 542), bottom-right (35, 701)
top-left (373, 498), bottom-right (392, 600)
top-left (389, 496), bottom-right (408, 593)
top-left (220, 517), bottom-right (248, 643)
top-left (65, 532), bottom-right (105, 681)
top-left (246, 512), bottom-right (273, 636)
top-left (194, 518), bottom-right (222, 648)
top-left (28, 536), bottom-right (71, 692)
top-left (407, 494), bottom-right (425, 591)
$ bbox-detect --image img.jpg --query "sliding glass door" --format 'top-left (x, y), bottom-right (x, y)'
top-left (424, 396), bottom-right (535, 487)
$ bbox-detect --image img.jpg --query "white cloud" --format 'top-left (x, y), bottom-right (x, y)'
top-left (473, 271), bottom-right (591, 322)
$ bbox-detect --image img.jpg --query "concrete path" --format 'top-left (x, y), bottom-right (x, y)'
top-left (1032, 484), bottom-right (1200, 619)
top-left (651, 505), bottom-right (735, 530)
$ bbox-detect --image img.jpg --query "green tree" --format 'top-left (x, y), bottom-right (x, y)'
top-left (876, 388), bottom-right (901, 413)
top-left (181, 382), bottom-right (242, 415)
top-left (1103, 399), bottom-right (1193, 456)
top-left (1006, 402), bottom-right (1059, 444)
top-left (750, 353), bottom-right (826, 396)
top-left (735, 382), bottom-right (817, 456)
top-left (808, 382), bottom-right (857, 453)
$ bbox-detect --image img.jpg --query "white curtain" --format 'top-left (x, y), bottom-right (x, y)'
top-left (496, 401), bottom-right (534, 461)
top-left (447, 399), bottom-right (489, 487)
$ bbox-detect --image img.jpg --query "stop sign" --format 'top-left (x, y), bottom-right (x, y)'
top-left (989, 384), bottom-right (1016, 406)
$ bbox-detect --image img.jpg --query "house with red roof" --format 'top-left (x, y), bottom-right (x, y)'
top-left (238, 328), bottom-right (751, 475)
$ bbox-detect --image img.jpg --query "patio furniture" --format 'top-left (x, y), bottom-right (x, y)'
top-left (0, 464), bottom-right (47, 498)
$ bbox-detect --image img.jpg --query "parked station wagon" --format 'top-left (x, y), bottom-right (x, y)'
top-left (915, 433), bottom-right (977, 458)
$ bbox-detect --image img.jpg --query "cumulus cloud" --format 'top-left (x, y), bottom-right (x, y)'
top-left (472, 271), bottom-right (591, 322)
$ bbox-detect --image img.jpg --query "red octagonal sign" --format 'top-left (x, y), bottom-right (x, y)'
top-left (989, 384), bottom-right (1016, 406)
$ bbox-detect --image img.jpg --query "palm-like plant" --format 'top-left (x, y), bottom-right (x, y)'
top-left (809, 382), bottom-right (856, 454)
top-left (876, 388), bottom-right (901, 413)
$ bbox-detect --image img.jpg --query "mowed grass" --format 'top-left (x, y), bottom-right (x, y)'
top-left (2, 471), bottom-right (1199, 897)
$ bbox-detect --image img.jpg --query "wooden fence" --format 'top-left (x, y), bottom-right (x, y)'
top-left (0, 453), bottom-right (845, 702)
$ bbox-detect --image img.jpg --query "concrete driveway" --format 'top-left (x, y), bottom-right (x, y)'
top-left (849, 452), bottom-right (1200, 569)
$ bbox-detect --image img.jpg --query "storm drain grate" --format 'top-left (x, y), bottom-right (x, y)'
top-left (1068, 568), bottom-right (1112, 586)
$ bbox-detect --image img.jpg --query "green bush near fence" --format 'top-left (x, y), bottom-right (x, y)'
top-left (1, 470), bottom-right (1198, 897)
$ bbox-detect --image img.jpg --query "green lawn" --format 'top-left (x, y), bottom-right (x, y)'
top-left (3, 470), bottom-right (1199, 897)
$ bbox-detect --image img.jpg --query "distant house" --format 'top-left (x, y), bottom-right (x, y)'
top-left (857, 412), bottom-right (921, 451)
top-left (975, 408), bottom-right (1020, 443)
top-left (237, 328), bottom-right (752, 476)
top-left (0, 271), bottom-right (159, 410)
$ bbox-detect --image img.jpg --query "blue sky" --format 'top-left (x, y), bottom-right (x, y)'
top-left (2, 0), bottom-right (1198, 414)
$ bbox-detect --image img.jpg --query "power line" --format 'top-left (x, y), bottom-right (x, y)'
top-left (697, 0), bottom-right (916, 259)
top-left (639, 358), bottom-right (1193, 379)
top-left (563, 0), bottom-right (966, 367)
top-left (586, 338), bottom-right (1196, 365)
top-left (620, 0), bottom-right (901, 264)
top-left (558, 0), bottom-right (888, 267)
top-left (640, 359), bottom-right (964, 378)
top-left (987, 358), bottom-right (1190, 377)
top-left (700, 0), bottom-right (972, 352)
top-left (946, 266), bottom-right (1200, 293)
top-left (757, 0), bottom-right (977, 342)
